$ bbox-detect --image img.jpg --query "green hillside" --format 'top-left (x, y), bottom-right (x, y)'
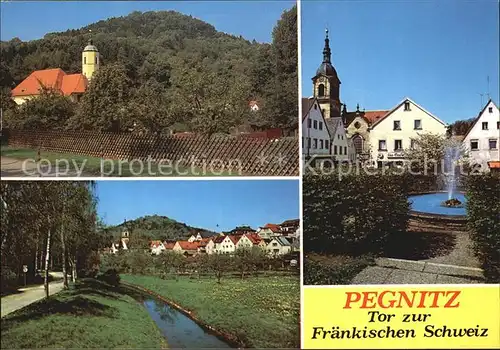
top-left (1, 7), bottom-right (297, 134)
top-left (105, 214), bottom-right (217, 243)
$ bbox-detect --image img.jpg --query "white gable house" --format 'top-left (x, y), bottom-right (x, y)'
top-left (463, 100), bottom-right (500, 170)
top-left (369, 97), bottom-right (447, 167)
top-left (302, 98), bottom-right (332, 161)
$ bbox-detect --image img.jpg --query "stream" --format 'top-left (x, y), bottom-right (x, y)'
top-left (136, 295), bottom-right (233, 348)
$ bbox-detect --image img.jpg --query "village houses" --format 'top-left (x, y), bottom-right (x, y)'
top-left (462, 99), bottom-right (500, 170)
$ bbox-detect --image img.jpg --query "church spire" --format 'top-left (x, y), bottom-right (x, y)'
top-left (323, 28), bottom-right (331, 64)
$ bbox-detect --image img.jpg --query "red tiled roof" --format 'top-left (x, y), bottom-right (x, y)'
top-left (229, 235), bottom-right (242, 245)
top-left (61, 73), bottom-right (87, 95)
top-left (150, 240), bottom-right (163, 248)
top-left (177, 241), bottom-right (200, 250)
top-left (245, 233), bottom-right (262, 245)
top-left (249, 100), bottom-right (258, 107)
top-left (363, 110), bottom-right (389, 124)
top-left (12, 68), bottom-right (88, 97)
top-left (263, 223), bottom-right (281, 233)
top-left (213, 236), bottom-right (226, 244)
top-left (163, 242), bottom-right (175, 249)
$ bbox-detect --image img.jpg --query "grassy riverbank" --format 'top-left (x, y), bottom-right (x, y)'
top-left (1, 279), bottom-right (166, 348)
top-left (121, 274), bottom-right (300, 348)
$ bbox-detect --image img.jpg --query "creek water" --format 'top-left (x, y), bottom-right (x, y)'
top-left (137, 295), bottom-right (232, 348)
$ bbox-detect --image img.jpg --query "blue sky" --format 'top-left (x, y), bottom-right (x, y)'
top-left (301, 0), bottom-right (499, 123)
top-left (1, 1), bottom-right (294, 43)
top-left (95, 180), bottom-right (299, 231)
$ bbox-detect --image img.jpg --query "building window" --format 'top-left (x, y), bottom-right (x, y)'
top-left (497, 121), bottom-right (500, 129)
top-left (307, 138), bottom-right (311, 149)
top-left (394, 140), bottom-right (403, 151)
top-left (313, 138), bottom-right (318, 149)
top-left (318, 84), bottom-right (325, 97)
top-left (352, 134), bottom-right (363, 154)
top-left (393, 121), bottom-right (401, 130)
top-left (404, 101), bottom-right (411, 111)
top-left (344, 146), bottom-right (347, 154)
top-left (489, 139), bottom-right (498, 149)
top-left (95, 56), bottom-right (98, 64)
top-left (313, 120), bottom-right (318, 129)
top-left (482, 122), bottom-right (488, 130)
top-left (489, 107), bottom-right (493, 113)
top-left (84, 57), bottom-right (87, 64)
top-left (470, 140), bottom-right (478, 150)
top-left (414, 120), bottom-right (422, 130)
top-left (339, 146), bottom-right (342, 155)
top-left (307, 119), bottom-right (311, 128)
top-left (325, 140), bottom-right (329, 149)
top-left (354, 121), bottom-right (361, 129)
top-left (319, 121), bottom-right (323, 130)
top-left (320, 139), bottom-right (324, 149)
top-left (334, 145), bottom-right (337, 155)
top-left (379, 140), bottom-right (387, 151)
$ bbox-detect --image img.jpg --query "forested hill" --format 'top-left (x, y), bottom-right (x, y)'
top-left (1, 10), bottom-right (259, 87)
top-left (1, 7), bottom-right (298, 134)
top-left (104, 214), bottom-right (217, 242)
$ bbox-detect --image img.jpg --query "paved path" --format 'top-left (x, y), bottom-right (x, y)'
top-left (351, 230), bottom-right (484, 284)
top-left (1, 272), bottom-right (65, 318)
top-left (1, 156), bottom-right (94, 177)
top-left (351, 258), bottom-right (483, 284)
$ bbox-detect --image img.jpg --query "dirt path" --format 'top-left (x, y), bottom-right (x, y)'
top-left (1, 272), bottom-right (66, 318)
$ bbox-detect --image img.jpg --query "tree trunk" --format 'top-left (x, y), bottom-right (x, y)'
top-left (72, 256), bottom-right (77, 283)
top-left (35, 237), bottom-right (39, 272)
top-left (60, 201), bottom-right (68, 289)
top-left (44, 228), bottom-right (51, 299)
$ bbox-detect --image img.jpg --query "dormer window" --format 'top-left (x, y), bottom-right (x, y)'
top-left (404, 101), bottom-right (411, 111)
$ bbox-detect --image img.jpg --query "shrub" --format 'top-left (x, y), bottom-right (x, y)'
top-left (303, 256), bottom-right (372, 285)
top-left (465, 173), bottom-right (500, 282)
top-left (303, 171), bottom-right (410, 256)
top-left (97, 268), bottom-right (121, 287)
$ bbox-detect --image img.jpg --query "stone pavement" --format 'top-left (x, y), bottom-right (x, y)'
top-left (1, 272), bottom-right (65, 318)
top-left (351, 257), bottom-right (484, 284)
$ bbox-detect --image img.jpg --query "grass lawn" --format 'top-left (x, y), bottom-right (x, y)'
top-left (121, 274), bottom-right (300, 349)
top-left (0, 279), bottom-right (167, 349)
top-left (1, 147), bottom-right (239, 176)
top-left (304, 253), bottom-right (374, 285)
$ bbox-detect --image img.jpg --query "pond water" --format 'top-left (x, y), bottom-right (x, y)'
top-left (139, 296), bottom-right (232, 348)
top-left (409, 192), bottom-right (467, 216)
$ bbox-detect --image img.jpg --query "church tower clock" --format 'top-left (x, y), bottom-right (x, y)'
top-left (312, 29), bottom-right (341, 119)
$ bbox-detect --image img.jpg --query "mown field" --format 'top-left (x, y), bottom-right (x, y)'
top-left (121, 274), bottom-right (300, 348)
top-left (0, 279), bottom-right (167, 349)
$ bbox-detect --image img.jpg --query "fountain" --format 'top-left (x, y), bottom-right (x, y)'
top-left (408, 141), bottom-right (466, 219)
top-left (441, 144), bottom-right (463, 208)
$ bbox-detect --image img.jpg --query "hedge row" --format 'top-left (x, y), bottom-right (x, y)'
top-left (465, 173), bottom-right (500, 283)
top-left (303, 171), bottom-right (410, 255)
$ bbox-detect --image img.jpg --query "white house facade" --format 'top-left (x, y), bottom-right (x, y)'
top-left (463, 100), bottom-right (500, 170)
top-left (302, 98), bottom-right (331, 159)
top-left (369, 98), bottom-right (447, 167)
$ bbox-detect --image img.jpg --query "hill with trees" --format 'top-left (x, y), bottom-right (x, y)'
top-left (1, 7), bottom-right (297, 134)
top-left (102, 214), bottom-right (217, 245)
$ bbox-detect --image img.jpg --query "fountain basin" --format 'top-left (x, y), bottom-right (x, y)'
top-left (409, 192), bottom-right (467, 217)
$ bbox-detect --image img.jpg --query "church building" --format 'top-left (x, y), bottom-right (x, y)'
top-left (11, 39), bottom-right (100, 105)
top-left (303, 29), bottom-right (352, 164)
